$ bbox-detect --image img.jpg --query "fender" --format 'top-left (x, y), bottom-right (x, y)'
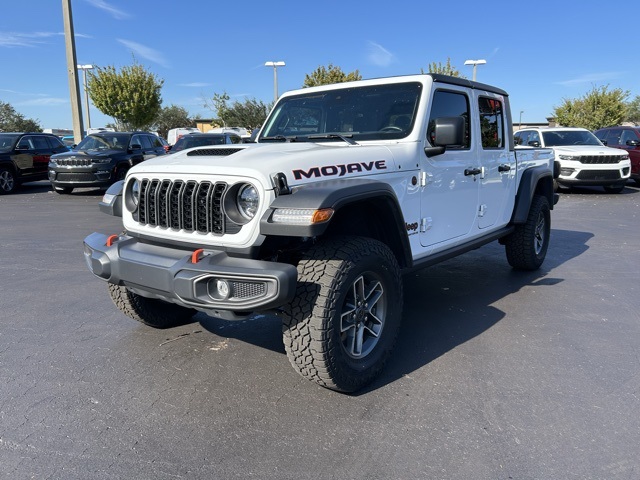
top-left (511, 165), bottom-right (554, 224)
top-left (260, 178), bottom-right (411, 263)
top-left (99, 180), bottom-right (124, 217)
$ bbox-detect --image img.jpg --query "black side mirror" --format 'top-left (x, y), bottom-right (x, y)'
top-left (626, 139), bottom-right (639, 147)
top-left (130, 143), bottom-right (142, 151)
top-left (600, 139), bottom-right (608, 146)
top-left (528, 140), bottom-right (541, 148)
top-left (424, 116), bottom-right (465, 158)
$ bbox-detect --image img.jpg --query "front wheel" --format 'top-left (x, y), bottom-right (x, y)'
top-left (504, 194), bottom-right (550, 271)
top-left (282, 236), bottom-right (403, 393)
top-left (0, 166), bottom-right (17, 194)
top-left (108, 284), bottom-right (196, 328)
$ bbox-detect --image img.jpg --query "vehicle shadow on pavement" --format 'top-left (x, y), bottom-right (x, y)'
top-left (194, 228), bottom-right (593, 393)
top-left (363, 228), bottom-right (594, 394)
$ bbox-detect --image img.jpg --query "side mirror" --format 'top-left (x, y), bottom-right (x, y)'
top-left (528, 140), bottom-right (541, 148)
top-left (424, 116), bottom-right (465, 158)
top-left (626, 139), bottom-right (639, 147)
top-left (600, 139), bottom-right (608, 146)
top-left (130, 143), bottom-right (142, 151)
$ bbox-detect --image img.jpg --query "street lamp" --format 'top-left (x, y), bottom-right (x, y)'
top-left (77, 64), bottom-right (94, 130)
top-left (264, 61), bottom-right (285, 102)
top-left (519, 111), bottom-right (524, 130)
top-left (464, 59), bottom-right (486, 81)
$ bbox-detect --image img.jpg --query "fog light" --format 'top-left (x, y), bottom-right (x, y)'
top-left (559, 168), bottom-right (574, 176)
top-left (208, 278), bottom-right (231, 300)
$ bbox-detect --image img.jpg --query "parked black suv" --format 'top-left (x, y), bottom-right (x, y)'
top-left (48, 131), bottom-right (166, 194)
top-left (0, 132), bottom-right (69, 194)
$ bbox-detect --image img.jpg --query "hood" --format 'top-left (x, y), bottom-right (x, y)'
top-left (129, 142), bottom-right (397, 187)
top-left (51, 148), bottom-right (122, 159)
top-left (551, 145), bottom-right (626, 156)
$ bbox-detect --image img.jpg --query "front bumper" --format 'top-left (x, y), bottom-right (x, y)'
top-left (49, 165), bottom-right (116, 188)
top-left (83, 232), bottom-right (297, 315)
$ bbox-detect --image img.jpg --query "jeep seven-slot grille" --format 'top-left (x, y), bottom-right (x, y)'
top-left (135, 179), bottom-right (240, 235)
top-left (579, 155), bottom-right (626, 164)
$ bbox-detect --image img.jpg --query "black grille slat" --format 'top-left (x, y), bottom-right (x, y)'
top-left (136, 178), bottom-right (232, 235)
top-left (579, 155), bottom-right (625, 164)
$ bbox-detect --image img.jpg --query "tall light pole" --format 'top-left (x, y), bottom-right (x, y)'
top-left (62, 0), bottom-right (84, 143)
top-left (264, 61), bottom-right (285, 102)
top-left (77, 64), bottom-right (94, 130)
top-left (519, 110), bottom-right (524, 130)
top-left (464, 59), bottom-right (486, 81)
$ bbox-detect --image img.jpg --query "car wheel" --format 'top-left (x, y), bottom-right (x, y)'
top-left (0, 166), bottom-right (17, 194)
top-left (115, 167), bottom-right (128, 182)
top-left (53, 186), bottom-right (73, 194)
top-left (108, 284), bottom-right (197, 328)
top-left (603, 184), bottom-right (625, 194)
top-left (504, 194), bottom-right (550, 271)
top-left (282, 236), bottom-right (403, 393)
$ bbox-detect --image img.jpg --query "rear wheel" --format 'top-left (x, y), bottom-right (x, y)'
top-left (282, 236), bottom-right (403, 393)
top-left (108, 284), bottom-right (196, 328)
top-left (504, 194), bottom-right (550, 271)
top-left (0, 166), bottom-right (17, 194)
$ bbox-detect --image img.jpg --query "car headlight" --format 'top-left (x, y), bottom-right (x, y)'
top-left (558, 155), bottom-right (580, 161)
top-left (237, 184), bottom-right (259, 220)
top-left (131, 179), bottom-right (140, 207)
top-left (125, 178), bottom-right (141, 213)
top-left (92, 157), bottom-right (112, 164)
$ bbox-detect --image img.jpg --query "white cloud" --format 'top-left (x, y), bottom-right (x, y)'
top-left (117, 39), bottom-right (170, 68)
top-left (85, 0), bottom-right (131, 20)
top-left (367, 41), bottom-right (395, 67)
top-left (0, 32), bottom-right (61, 48)
top-left (15, 97), bottom-right (68, 107)
top-left (556, 72), bottom-right (624, 86)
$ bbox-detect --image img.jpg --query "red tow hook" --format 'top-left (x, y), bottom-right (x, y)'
top-left (191, 248), bottom-right (205, 264)
top-left (106, 234), bottom-right (119, 247)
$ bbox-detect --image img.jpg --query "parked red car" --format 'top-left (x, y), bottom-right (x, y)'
top-left (595, 126), bottom-right (640, 186)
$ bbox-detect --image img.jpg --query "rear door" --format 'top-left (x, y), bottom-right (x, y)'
top-left (475, 93), bottom-right (515, 229)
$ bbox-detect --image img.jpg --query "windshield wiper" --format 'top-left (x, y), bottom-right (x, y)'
top-left (261, 135), bottom-right (297, 143)
top-left (307, 133), bottom-right (358, 145)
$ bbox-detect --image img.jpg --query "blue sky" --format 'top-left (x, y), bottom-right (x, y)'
top-left (1, 0), bottom-right (638, 131)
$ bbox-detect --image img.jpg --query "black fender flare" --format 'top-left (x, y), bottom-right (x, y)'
top-left (260, 178), bottom-right (412, 264)
top-left (512, 165), bottom-right (555, 224)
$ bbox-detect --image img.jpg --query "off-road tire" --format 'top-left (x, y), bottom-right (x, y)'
top-left (0, 166), bottom-right (17, 194)
top-left (282, 236), bottom-right (403, 393)
top-left (108, 284), bottom-right (196, 328)
top-left (505, 194), bottom-right (550, 271)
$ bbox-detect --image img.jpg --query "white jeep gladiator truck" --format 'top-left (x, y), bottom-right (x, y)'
top-left (84, 74), bottom-right (558, 392)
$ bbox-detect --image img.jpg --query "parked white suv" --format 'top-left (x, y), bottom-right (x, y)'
top-left (514, 127), bottom-right (631, 193)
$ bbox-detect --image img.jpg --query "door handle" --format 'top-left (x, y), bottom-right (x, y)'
top-left (464, 167), bottom-right (482, 176)
top-left (498, 164), bottom-right (511, 172)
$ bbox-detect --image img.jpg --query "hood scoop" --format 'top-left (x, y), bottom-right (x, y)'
top-left (187, 147), bottom-right (244, 157)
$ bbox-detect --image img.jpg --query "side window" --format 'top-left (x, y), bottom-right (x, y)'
top-left (427, 90), bottom-right (470, 149)
top-left (148, 135), bottom-right (162, 148)
top-left (605, 129), bottom-right (622, 146)
top-left (514, 131), bottom-right (527, 146)
top-left (530, 131), bottom-right (540, 145)
top-left (31, 136), bottom-right (50, 150)
top-left (17, 137), bottom-right (33, 150)
top-left (620, 130), bottom-right (636, 145)
top-left (130, 135), bottom-right (143, 148)
top-left (478, 97), bottom-right (504, 149)
top-left (140, 135), bottom-right (153, 149)
top-left (46, 136), bottom-right (65, 149)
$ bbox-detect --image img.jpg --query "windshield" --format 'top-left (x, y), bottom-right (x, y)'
top-left (260, 82), bottom-right (423, 142)
top-left (0, 134), bottom-right (20, 152)
top-left (75, 133), bottom-right (130, 151)
top-left (542, 130), bottom-right (602, 147)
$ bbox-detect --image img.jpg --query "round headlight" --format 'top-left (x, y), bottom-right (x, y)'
top-left (237, 184), bottom-right (259, 220)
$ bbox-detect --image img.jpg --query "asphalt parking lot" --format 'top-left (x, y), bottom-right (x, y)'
top-left (1, 181), bottom-right (639, 479)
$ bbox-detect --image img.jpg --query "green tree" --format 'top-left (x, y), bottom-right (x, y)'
top-left (422, 57), bottom-right (466, 78)
top-left (303, 64), bottom-right (362, 88)
top-left (553, 85), bottom-right (629, 130)
top-left (625, 95), bottom-right (640, 125)
top-left (0, 101), bottom-right (42, 132)
top-left (207, 93), bottom-right (271, 129)
top-left (153, 105), bottom-right (192, 139)
top-left (87, 62), bottom-right (163, 131)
